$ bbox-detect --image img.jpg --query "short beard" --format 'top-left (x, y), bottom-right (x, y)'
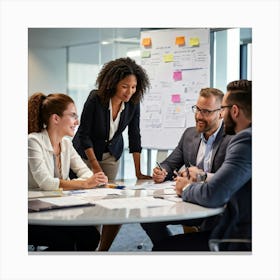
top-left (224, 114), bottom-right (236, 135)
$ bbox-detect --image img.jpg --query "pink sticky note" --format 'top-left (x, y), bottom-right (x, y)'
top-left (171, 94), bottom-right (181, 103)
top-left (173, 71), bottom-right (182, 81)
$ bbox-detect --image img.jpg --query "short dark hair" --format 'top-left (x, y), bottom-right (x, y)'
top-left (227, 90), bottom-right (252, 120)
top-left (96, 57), bottom-right (150, 105)
top-left (227, 79), bottom-right (251, 93)
top-left (226, 80), bottom-right (252, 120)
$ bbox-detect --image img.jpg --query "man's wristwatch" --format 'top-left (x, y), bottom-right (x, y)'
top-left (197, 172), bottom-right (207, 182)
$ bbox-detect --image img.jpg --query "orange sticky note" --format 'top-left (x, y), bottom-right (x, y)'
top-left (175, 36), bottom-right (185, 46)
top-left (189, 37), bottom-right (200, 47)
top-left (142, 37), bottom-right (152, 47)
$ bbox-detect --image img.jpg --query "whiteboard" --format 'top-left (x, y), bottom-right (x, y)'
top-left (140, 28), bottom-right (210, 149)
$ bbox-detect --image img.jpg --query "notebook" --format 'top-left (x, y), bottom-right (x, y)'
top-left (28, 196), bottom-right (95, 212)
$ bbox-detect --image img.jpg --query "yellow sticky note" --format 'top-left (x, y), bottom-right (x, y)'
top-left (175, 36), bottom-right (185, 46)
top-left (142, 37), bottom-right (152, 47)
top-left (189, 37), bottom-right (200, 47)
top-left (163, 53), bottom-right (174, 62)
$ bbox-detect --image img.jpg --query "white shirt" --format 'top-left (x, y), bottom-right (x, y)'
top-left (28, 129), bottom-right (93, 190)
top-left (108, 99), bottom-right (125, 141)
top-left (196, 120), bottom-right (223, 172)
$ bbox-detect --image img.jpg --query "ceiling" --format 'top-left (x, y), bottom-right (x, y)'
top-left (28, 28), bottom-right (251, 49)
top-left (28, 28), bottom-right (142, 49)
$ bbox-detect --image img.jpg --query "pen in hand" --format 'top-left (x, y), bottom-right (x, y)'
top-left (186, 161), bottom-right (194, 179)
top-left (173, 169), bottom-right (179, 179)
top-left (156, 161), bottom-right (163, 171)
top-left (188, 161), bottom-right (194, 167)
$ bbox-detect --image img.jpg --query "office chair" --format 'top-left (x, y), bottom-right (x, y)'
top-left (208, 238), bottom-right (252, 252)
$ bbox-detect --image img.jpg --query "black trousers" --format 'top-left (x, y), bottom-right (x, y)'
top-left (29, 225), bottom-right (100, 251)
top-left (141, 218), bottom-right (205, 245)
top-left (152, 231), bottom-right (211, 251)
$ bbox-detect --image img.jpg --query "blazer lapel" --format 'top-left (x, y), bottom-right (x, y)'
top-left (211, 123), bottom-right (224, 161)
top-left (190, 132), bottom-right (201, 166)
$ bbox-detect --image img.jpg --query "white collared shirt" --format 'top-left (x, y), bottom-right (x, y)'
top-left (196, 120), bottom-right (223, 172)
top-left (109, 99), bottom-right (125, 140)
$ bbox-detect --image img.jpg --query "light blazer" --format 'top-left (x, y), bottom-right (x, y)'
top-left (28, 129), bottom-right (93, 190)
top-left (161, 123), bottom-right (232, 181)
top-left (182, 127), bottom-right (252, 249)
top-left (73, 90), bottom-right (142, 161)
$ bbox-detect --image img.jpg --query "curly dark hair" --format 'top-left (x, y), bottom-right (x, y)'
top-left (28, 92), bottom-right (74, 134)
top-left (95, 57), bottom-right (150, 105)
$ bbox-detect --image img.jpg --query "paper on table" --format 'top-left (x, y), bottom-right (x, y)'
top-left (94, 196), bottom-right (175, 210)
top-left (28, 189), bottom-right (63, 199)
top-left (128, 180), bottom-right (175, 190)
top-left (66, 188), bottom-right (124, 201)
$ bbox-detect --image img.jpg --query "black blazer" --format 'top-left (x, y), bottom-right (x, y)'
top-left (73, 90), bottom-right (142, 161)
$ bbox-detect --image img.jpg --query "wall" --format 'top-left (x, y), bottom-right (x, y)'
top-left (28, 48), bottom-right (67, 96)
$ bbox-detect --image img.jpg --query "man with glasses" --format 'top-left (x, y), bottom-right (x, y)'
top-left (141, 87), bottom-right (232, 246)
top-left (153, 79), bottom-right (252, 251)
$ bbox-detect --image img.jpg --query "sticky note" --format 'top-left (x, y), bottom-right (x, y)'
top-left (171, 94), bottom-right (181, 103)
top-left (163, 53), bottom-right (174, 62)
top-left (175, 106), bottom-right (181, 112)
top-left (173, 71), bottom-right (182, 81)
top-left (142, 37), bottom-right (152, 47)
top-left (175, 36), bottom-right (185, 46)
top-left (141, 50), bottom-right (151, 58)
top-left (189, 37), bottom-right (200, 47)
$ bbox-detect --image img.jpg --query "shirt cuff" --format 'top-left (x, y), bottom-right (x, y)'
top-left (182, 183), bottom-right (191, 192)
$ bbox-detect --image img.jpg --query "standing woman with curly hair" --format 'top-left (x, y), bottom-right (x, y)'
top-left (73, 57), bottom-right (151, 181)
top-left (72, 57), bottom-right (152, 250)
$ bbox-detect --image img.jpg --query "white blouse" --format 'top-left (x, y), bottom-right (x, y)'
top-left (108, 99), bottom-right (125, 141)
top-left (28, 129), bottom-right (93, 190)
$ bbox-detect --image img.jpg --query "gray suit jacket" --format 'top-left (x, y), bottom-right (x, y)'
top-left (182, 127), bottom-right (252, 250)
top-left (161, 123), bottom-right (232, 181)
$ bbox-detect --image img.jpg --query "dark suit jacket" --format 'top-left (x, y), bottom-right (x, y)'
top-left (182, 127), bottom-right (252, 250)
top-left (161, 123), bottom-right (232, 181)
top-left (73, 90), bottom-right (142, 161)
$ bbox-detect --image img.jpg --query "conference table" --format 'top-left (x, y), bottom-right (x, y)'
top-left (28, 179), bottom-right (224, 226)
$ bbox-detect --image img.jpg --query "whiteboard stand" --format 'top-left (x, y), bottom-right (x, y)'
top-left (156, 149), bottom-right (168, 164)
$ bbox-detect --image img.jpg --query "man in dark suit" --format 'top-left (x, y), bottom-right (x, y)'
top-left (141, 87), bottom-right (233, 244)
top-left (153, 80), bottom-right (252, 251)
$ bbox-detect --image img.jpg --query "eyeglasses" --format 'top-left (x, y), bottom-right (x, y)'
top-left (63, 112), bottom-right (79, 120)
top-left (220, 105), bottom-right (233, 111)
top-left (191, 105), bottom-right (220, 117)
